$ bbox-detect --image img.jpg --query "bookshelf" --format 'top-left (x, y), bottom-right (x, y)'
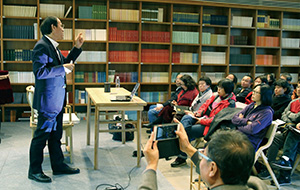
top-left (0, 0), bottom-right (299, 122)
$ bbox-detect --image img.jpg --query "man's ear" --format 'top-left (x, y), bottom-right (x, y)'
top-left (208, 162), bottom-right (218, 177)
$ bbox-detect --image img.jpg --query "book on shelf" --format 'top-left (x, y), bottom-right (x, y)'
top-left (3, 25), bottom-right (35, 39)
top-left (231, 15), bottom-right (253, 27)
top-left (140, 91), bottom-right (168, 103)
top-left (76, 51), bottom-right (106, 62)
top-left (3, 5), bottom-right (37, 17)
top-left (78, 6), bottom-right (93, 19)
top-left (109, 27), bottom-right (138, 41)
top-left (75, 29), bottom-right (106, 41)
top-left (110, 9), bottom-right (139, 21)
top-left (172, 31), bottom-right (199, 44)
top-left (230, 54), bottom-right (252, 65)
top-left (172, 52), bottom-right (198, 63)
top-left (142, 31), bottom-right (170, 42)
top-left (109, 51), bottom-right (138, 62)
top-left (8, 71), bottom-right (35, 83)
top-left (257, 36), bottom-right (279, 47)
top-left (282, 38), bottom-right (300, 48)
top-left (173, 12), bottom-right (199, 24)
top-left (203, 14), bottom-right (227, 25)
top-left (141, 49), bottom-right (169, 63)
top-left (281, 56), bottom-right (300, 66)
top-left (40, 4), bottom-right (65, 18)
top-left (4, 49), bottom-right (33, 61)
top-left (201, 52), bottom-right (226, 65)
top-left (256, 55), bottom-right (277, 65)
top-left (282, 18), bottom-right (300, 30)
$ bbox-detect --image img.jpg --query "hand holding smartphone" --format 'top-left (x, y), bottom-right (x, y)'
top-left (153, 123), bottom-right (180, 141)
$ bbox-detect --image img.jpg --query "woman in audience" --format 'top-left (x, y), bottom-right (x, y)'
top-left (271, 79), bottom-right (291, 120)
top-left (245, 75), bottom-right (268, 104)
top-left (226, 73), bottom-right (238, 89)
top-left (171, 78), bottom-right (236, 167)
top-left (291, 79), bottom-right (300, 100)
top-left (143, 74), bottom-right (198, 128)
top-left (232, 84), bottom-right (273, 151)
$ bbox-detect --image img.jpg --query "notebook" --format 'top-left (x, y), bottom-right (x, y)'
top-left (110, 83), bottom-right (140, 102)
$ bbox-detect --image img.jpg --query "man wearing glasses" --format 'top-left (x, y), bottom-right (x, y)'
top-left (139, 119), bottom-right (267, 190)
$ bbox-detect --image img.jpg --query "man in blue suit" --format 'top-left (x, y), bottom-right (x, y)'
top-left (28, 16), bottom-right (84, 183)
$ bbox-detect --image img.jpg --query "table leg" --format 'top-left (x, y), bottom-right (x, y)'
top-left (94, 106), bottom-right (99, 170)
top-left (87, 95), bottom-right (91, 145)
top-left (137, 110), bottom-right (141, 167)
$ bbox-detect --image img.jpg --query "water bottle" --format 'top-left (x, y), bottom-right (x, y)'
top-left (115, 76), bottom-right (120, 88)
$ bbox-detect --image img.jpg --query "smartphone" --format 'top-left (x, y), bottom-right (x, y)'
top-left (153, 123), bottom-right (180, 141)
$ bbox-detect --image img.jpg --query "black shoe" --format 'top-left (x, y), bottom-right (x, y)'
top-left (142, 123), bottom-right (153, 129)
top-left (257, 169), bottom-right (271, 180)
top-left (272, 157), bottom-right (292, 170)
top-left (171, 157), bottom-right (187, 167)
top-left (146, 129), bottom-right (151, 134)
top-left (165, 157), bottom-right (172, 161)
top-left (132, 150), bottom-right (144, 157)
top-left (53, 165), bottom-right (80, 175)
top-left (271, 175), bottom-right (291, 186)
top-left (28, 172), bottom-right (52, 183)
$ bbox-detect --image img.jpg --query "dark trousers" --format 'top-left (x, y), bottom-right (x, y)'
top-left (29, 109), bottom-right (66, 174)
top-left (267, 130), bottom-right (300, 163)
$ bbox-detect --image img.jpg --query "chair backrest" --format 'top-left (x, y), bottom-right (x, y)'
top-left (254, 121), bottom-right (278, 162)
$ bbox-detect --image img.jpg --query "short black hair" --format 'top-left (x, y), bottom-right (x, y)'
top-left (256, 84), bottom-right (273, 106)
top-left (227, 73), bottom-right (237, 85)
top-left (199, 76), bottom-right (212, 86)
top-left (281, 73), bottom-right (292, 82)
top-left (274, 79), bottom-right (291, 95)
top-left (217, 78), bottom-right (234, 94)
top-left (40, 16), bottom-right (58, 35)
top-left (207, 130), bottom-right (255, 185)
top-left (255, 75), bottom-right (268, 84)
top-left (180, 74), bottom-right (197, 90)
top-left (244, 74), bottom-right (253, 84)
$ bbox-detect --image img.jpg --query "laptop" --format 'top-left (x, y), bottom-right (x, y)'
top-left (110, 83), bottom-right (140, 102)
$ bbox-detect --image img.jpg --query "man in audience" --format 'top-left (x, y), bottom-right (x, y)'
top-left (271, 79), bottom-right (291, 120)
top-left (234, 75), bottom-right (253, 103)
top-left (281, 73), bottom-right (294, 97)
top-left (258, 97), bottom-right (300, 185)
top-left (291, 79), bottom-right (300, 100)
top-left (147, 74), bottom-right (183, 123)
top-left (139, 120), bottom-right (267, 190)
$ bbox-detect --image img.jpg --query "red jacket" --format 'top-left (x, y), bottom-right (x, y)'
top-left (245, 91), bottom-right (253, 105)
top-left (195, 92), bottom-right (236, 136)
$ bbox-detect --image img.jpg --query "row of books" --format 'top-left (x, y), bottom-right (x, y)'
top-left (282, 38), bottom-right (300, 48)
top-left (3, 5), bottom-right (37, 17)
top-left (230, 54), bottom-right (252, 65)
top-left (109, 9), bottom-right (139, 21)
top-left (63, 29), bottom-right (73, 40)
top-left (171, 72), bottom-right (198, 82)
top-left (256, 55), bottom-right (277, 65)
top-left (74, 90), bottom-right (87, 104)
top-left (109, 51), bottom-right (138, 62)
top-left (141, 72), bottom-right (169, 83)
top-left (201, 52), bottom-right (226, 64)
top-left (281, 56), bottom-right (300, 66)
top-left (140, 92), bottom-right (168, 103)
top-left (256, 36), bottom-right (279, 47)
top-left (257, 15), bottom-right (279, 28)
top-left (76, 51), bottom-right (106, 62)
top-left (109, 27), bottom-right (138, 41)
top-left (75, 71), bottom-right (106, 83)
top-left (231, 16), bottom-right (253, 27)
top-left (3, 49), bottom-right (33, 61)
top-left (173, 12), bottom-right (199, 23)
top-left (78, 5), bottom-right (107, 19)
top-left (203, 14), bottom-right (228, 26)
top-left (282, 18), bottom-right (300, 30)
top-left (142, 8), bottom-right (163, 22)
top-left (12, 92), bottom-right (27, 104)
top-left (75, 29), bottom-right (106, 41)
top-left (230, 36), bottom-right (249, 45)
top-left (202, 33), bottom-right (227, 45)
top-left (8, 71), bottom-right (35, 83)
top-left (172, 31), bottom-right (199, 44)
top-left (141, 31), bottom-right (170, 42)
top-left (114, 72), bottom-right (138, 82)
top-left (172, 52), bottom-right (198, 63)
top-left (40, 4), bottom-right (65, 18)
top-left (141, 49), bottom-right (169, 63)
top-left (3, 24), bottom-right (37, 39)
top-left (202, 72), bottom-right (226, 83)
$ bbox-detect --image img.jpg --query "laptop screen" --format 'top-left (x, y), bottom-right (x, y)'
top-left (130, 83), bottom-right (140, 98)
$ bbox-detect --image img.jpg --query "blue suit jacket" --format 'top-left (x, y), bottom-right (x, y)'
top-left (32, 36), bottom-right (82, 114)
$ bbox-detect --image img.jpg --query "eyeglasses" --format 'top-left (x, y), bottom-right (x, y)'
top-left (61, 24), bottom-right (65, 28)
top-left (198, 149), bottom-right (213, 162)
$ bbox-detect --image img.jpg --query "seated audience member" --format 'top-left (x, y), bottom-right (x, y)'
top-left (226, 73), bottom-right (238, 89)
top-left (266, 73), bottom-right (275, 91)
top-left (147, 74), bottom-right (183, 123)
top-left (291, 79), bottom-right (300, 100)
top-left (176, 76), bottom-right (213, 121)
top-left (171, 79), bottom-right (236, 167)
top-left (245, 75), bottom-right (268, 104)
top-left (258, 97), bottom-right (300, 185)
top-left (144, 74), bottom-right (198, 128)
top-left (139, 122), bottom-right (268, 190)
top-left (234, 75), bottom-right (253, 103)
top-left (232, 84), bottom-right (273, 151)
top-left (281, 73), bottom-right (294, 96)
top-left (271, 79), bottom-right (291, 120)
